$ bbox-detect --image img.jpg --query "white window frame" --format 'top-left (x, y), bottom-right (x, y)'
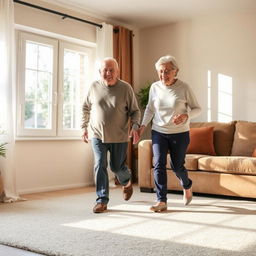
top-left (17, 32), bottom-right (58, 137)
top-left (16, 30), bottom-right (95, 138)
top-left (58, 41), bottom-right (94, 137)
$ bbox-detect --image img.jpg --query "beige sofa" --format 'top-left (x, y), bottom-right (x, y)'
top-left (138, 121), bottom-right (256, 199)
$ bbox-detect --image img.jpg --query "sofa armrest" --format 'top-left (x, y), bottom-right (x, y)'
top-left (138, 139), bottom-right (153, 188)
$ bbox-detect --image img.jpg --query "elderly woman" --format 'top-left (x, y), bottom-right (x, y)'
top-left (139, 55), bottom-right (201, 212)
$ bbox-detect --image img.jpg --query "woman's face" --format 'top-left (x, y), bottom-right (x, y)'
top-left (157, 62), bottom-right (177, 86)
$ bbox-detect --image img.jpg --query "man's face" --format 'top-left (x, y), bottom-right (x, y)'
top-left (157, 62), bottom-right (177, 86)
top-left (99, 60), bottom-right (119, 86)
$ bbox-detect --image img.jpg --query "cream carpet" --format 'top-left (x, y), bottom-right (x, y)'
top-left (0, 186), bottom-right (256, 256)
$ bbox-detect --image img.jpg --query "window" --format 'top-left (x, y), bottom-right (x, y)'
top-left (17, 32), bottom-right (95, 137)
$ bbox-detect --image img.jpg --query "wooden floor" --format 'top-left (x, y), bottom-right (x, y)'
top-left (0, 186), bottom-right (96, 256)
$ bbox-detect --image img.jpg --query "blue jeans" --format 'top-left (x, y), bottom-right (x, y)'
top-left (91, 138), bottom-right (131, 204)
top-left (152, 130), bottom-right (192, 203)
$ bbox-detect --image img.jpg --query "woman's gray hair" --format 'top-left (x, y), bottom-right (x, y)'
top-left (155, 55), bottom-right (179, 70)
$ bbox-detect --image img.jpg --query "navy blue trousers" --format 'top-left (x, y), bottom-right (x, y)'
top-left (152, 130), bottom-right (192, 202)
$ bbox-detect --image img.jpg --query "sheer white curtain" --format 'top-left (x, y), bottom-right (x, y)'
top-left (95, 22), bottom-right (113, 78)
top-left (95, 22), bottom-right (116, 186)
top-left (0, 0), bottom-right (19, 201)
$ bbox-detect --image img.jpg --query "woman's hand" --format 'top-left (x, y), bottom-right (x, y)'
top-left (172, 114), bottom-right (188, 125)
top-left (138, 125), bottom-right (146, 136)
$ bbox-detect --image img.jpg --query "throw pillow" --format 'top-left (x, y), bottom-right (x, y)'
top-left (190, 121), bottom-right (236, 156)
top-left (231, 121), bottom-right (256, 156)
top-left (252, 148), bottom-right (256, 157)
top-left (187, 126), bottom-right (216, 155)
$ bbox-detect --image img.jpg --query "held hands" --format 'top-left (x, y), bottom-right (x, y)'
top-left (138, 125), bottom-right (146, 137)
top-left (129, 129), bottom-right (140, 144)
top-left (129, 125), bottom-right (146, 144)
top-left (83, 126), bottom-right (146, 144)
top-left (172, 113), bottom-right (188, 125)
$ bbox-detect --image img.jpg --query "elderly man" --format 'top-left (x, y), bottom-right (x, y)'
top-left (82, 57), bottom-right (141, 213)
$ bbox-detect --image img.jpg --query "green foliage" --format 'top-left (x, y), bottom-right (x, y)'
top-left (25, 101), bottom-right (34, 121)
top-left (24, 75), bottom-right (50, 127)
top-left (0, 143), bottom-right (7, 158)
top-left (137, 81), bottom-right (152, 109)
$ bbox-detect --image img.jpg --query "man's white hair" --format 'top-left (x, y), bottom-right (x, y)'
top-left (101, 57), bottom-right (119, 69)
top-left (155, 55), bottom-right (179, 70)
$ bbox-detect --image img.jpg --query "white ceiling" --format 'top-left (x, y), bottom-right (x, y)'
top-left (48, 0), bottom-right (256, 28)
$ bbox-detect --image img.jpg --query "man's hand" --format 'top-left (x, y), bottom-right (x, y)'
top-left (129, 129), bottom-right (140, 144)
top-left (82, 131), bottom-right (89, 143)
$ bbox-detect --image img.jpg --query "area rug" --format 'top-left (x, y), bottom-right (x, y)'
top-left (0, 186), bottom-right (256, 256)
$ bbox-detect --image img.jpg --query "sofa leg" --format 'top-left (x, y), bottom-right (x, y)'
top-left (140, 187), bottom-right (154, 193)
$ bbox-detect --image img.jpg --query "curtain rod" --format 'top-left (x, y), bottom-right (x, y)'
top-left (13, 0), bottom-right (103, 29)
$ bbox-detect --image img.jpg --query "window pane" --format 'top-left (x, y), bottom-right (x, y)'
top-left (62, 49), bottom-right (88, 130)
top-left (38, 44), bottom-right (53, 72)
top-left (72, 104), bottom-right (77, 128)
top-left (25, 70), bottom-right (36, 100)
top-left (38, 71), bottom-right (52, 101)
top-left (24, 101), bottom-right (35, 128)
top-left (63, 103), bottom-right (71, 129)
top-left (26, 42), bottom-right (38, 69)
top-left (24, 40), bottom-right (53, 130)
top-left (37, 102), bottom-right (50, 129)
top-left (63, 75), bottom-right (72, 103)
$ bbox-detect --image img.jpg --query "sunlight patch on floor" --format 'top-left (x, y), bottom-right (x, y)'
top-left (62, 201), bottom-right (256, 252)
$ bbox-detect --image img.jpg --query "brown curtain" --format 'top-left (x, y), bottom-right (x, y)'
top-left (113, 26), bottom-right (134, 174)
top-left (113, 26), bottom-right (133, 85)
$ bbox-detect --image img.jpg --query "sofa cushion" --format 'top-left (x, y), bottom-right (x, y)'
top-left (187, 127), bottom-right (216, 155)
top-left (190, 121), bottom-right (236, 156)
top-left (185, 154), bottom-right (209, 170)
top-left (198, 156), bottom-right (256, 175)
top-left (231, 121), bottom-right (256, 156)
top-left (166, 154), bottom-right (207, 170)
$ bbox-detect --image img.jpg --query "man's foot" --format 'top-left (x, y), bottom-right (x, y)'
top-left (183, 188), bottom-right (193, 206)
top-left (93, 203), bottom-right (107, 213)
top-left (123, 180), bottom-right (133, 201)
top-left (150, 202), bottom-right (167, 212)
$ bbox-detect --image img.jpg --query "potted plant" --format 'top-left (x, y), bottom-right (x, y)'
top-left (137, 81), bottom-right (152, 109)
top-left (0, 142), bottom-right (7, 158)
top-left (0, 142), bottom-right (7, 201)
top-left (136, 81), bottom-right (154, 141)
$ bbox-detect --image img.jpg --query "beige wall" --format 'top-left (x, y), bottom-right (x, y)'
top-left (139, 10), bottom-right (256, 122)
top-left (14, 0), bottom-right (99, 43)
top-left (15, 140), bottom-right (94, 194)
